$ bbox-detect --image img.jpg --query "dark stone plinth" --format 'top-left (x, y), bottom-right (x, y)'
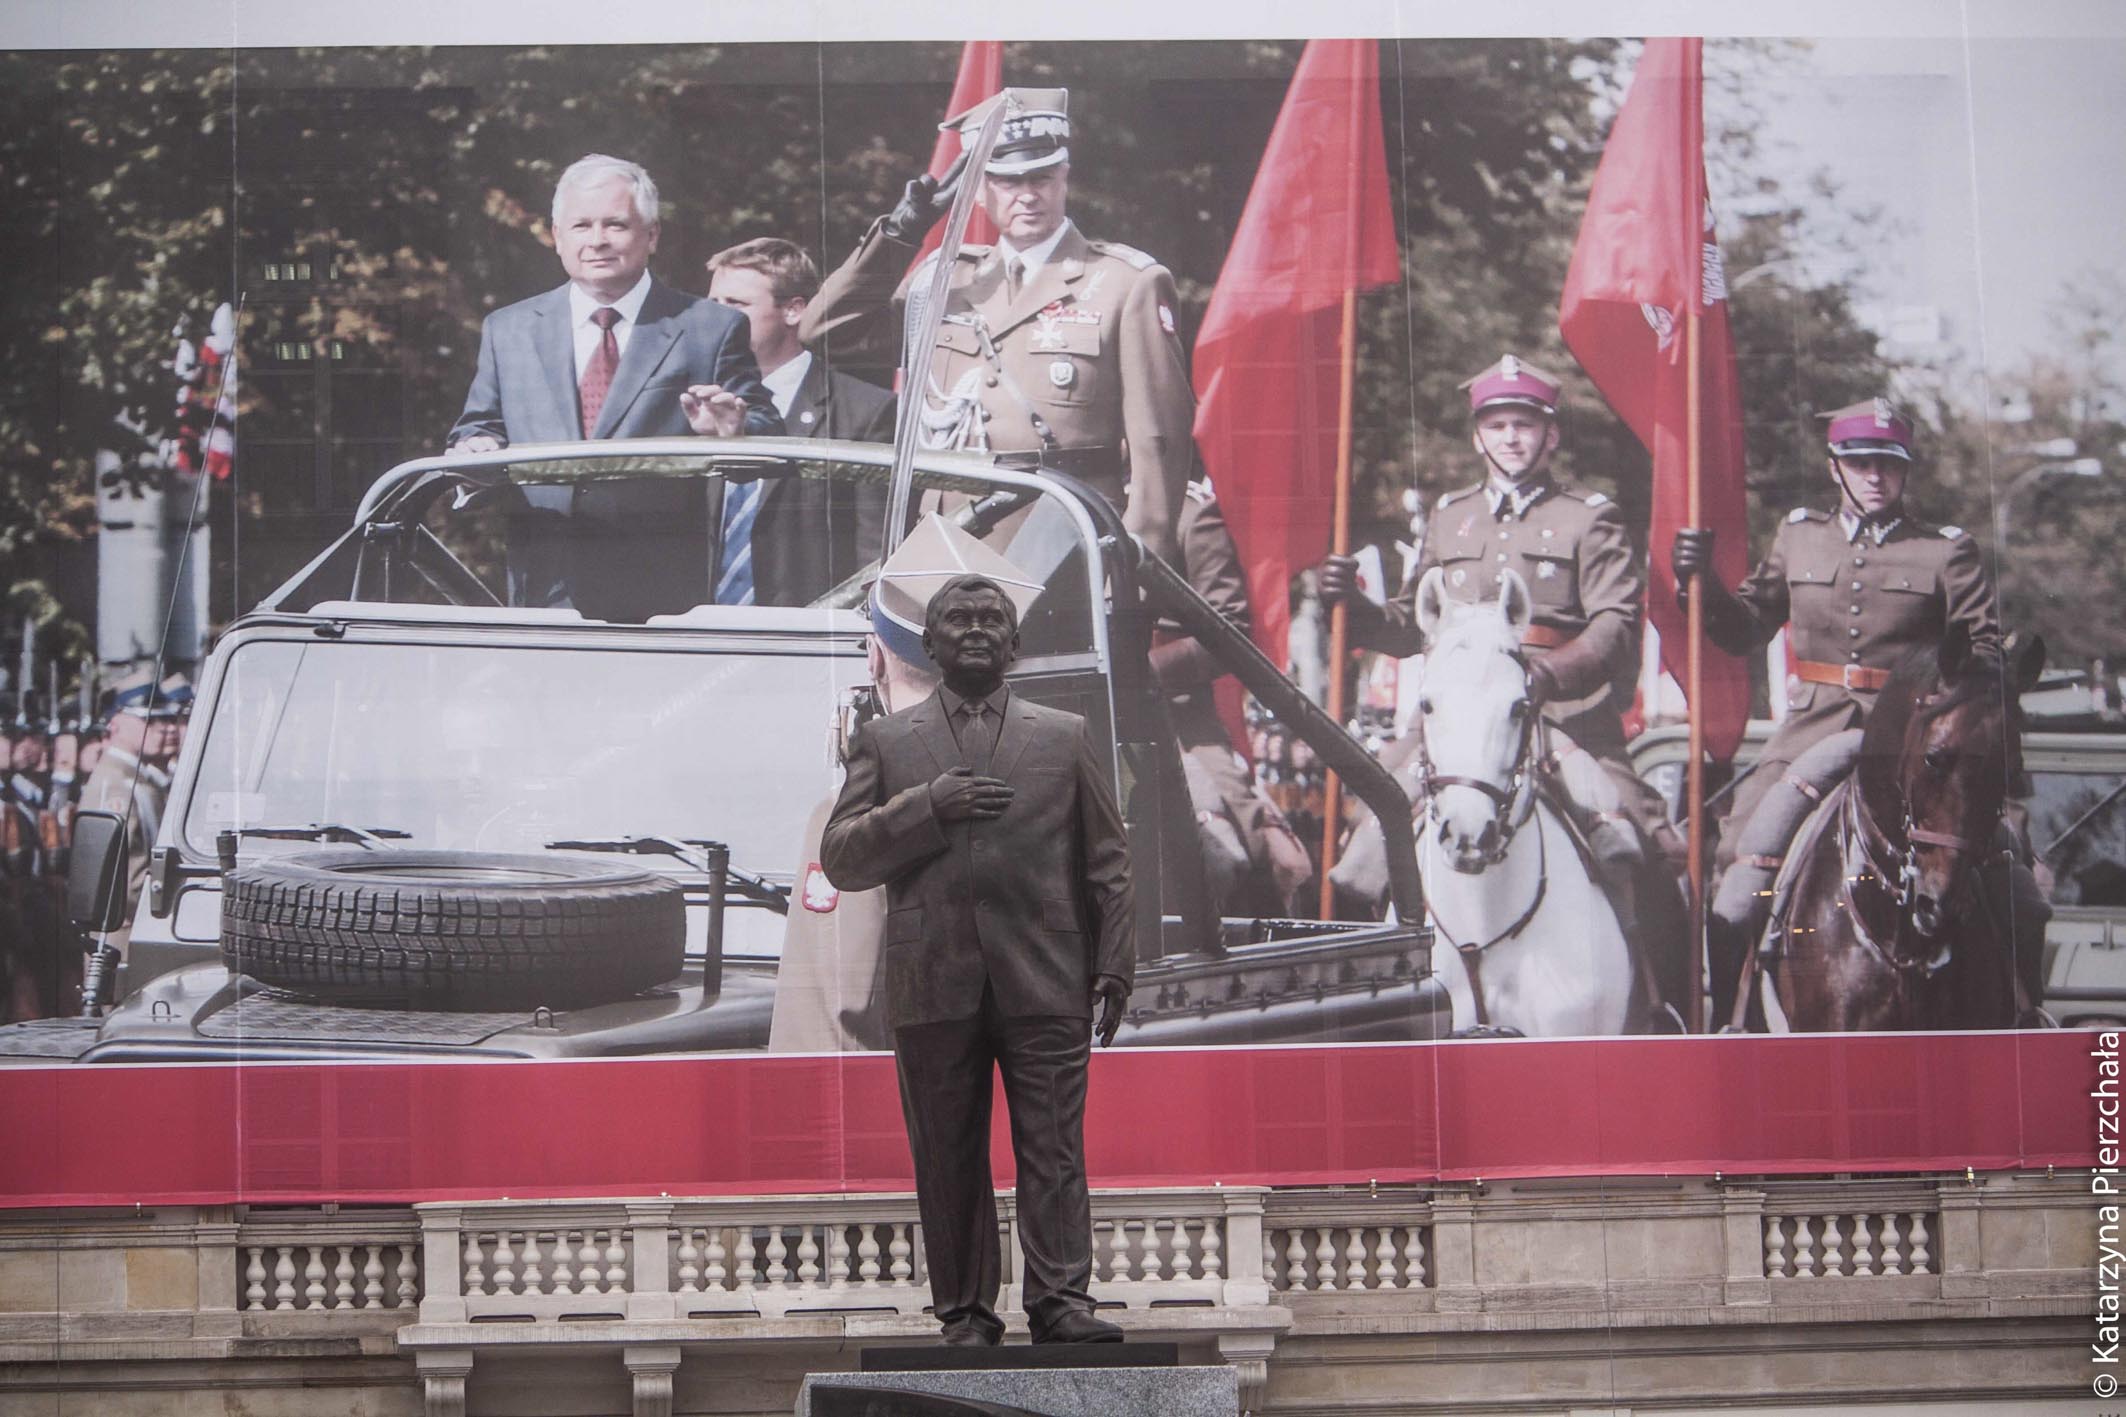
top-left (860, 1342), bottom-right (1180, 1372)
top-left (796, 1364), bottom-right (1237, 1417)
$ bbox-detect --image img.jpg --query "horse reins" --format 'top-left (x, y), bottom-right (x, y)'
top-left (1414, 675), bottom-right (1547, 1028)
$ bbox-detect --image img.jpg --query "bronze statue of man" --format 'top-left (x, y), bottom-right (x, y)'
top-left (821, 572), bottom-right (1135, 1345)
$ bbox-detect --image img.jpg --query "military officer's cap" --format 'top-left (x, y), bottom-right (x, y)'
top-left (1820, 397), bottom-right (1915, 462)
top-left (1461, 354), bottom-right (1562, 417)
top-left (868, 513), bottom-right (1045, 666)
top-left (944, 87), bottom-right (1070, 176)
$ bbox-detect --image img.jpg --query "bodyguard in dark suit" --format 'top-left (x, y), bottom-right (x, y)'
top-left (446, 155), bottom-right (781, 617)
top-left (706, 238), bottom-right (894, 606)
top-left (821, 574), bottom-right (1133, 1345)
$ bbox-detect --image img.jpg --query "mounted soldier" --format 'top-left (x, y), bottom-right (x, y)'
top-left (1320, 355), bottom-right (1690, 1026)
top-left (1673, 397), bottom-right (2051, 1027)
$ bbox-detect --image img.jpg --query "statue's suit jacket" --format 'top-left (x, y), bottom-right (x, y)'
top-left (820, 690), bottom-right (1134, 1030)
top-left (449, 276), bottom-right (780, 445)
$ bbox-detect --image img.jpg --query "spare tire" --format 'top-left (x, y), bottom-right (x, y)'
top-left (221, 849), bottom-right (686, 1009)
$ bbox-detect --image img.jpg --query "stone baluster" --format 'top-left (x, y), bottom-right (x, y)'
top-left (396, 1245), bottom-right (420, 1308)
top-left (765, 1228), bottom-right (789, 1286)
top-left (492, 1233), bottom-right (517, 1295)
top-left (1850, 1214), bottom-right (1875, 1276)
top-left (576, 1233), bottom-right (601, 1294)
top-left (1375, 1228), bottom-right (1401, 1290)
top-left (522, 1233), bottom-right (545, 1295)
top-left (603, 1230), bottom-right (628, 1293)
top-left (332, 1246), bottom-right (356, 1309)
top-left (858, 1224), bottom-right (881, 1286)
top-left (362, 1246), bottom-right (385, 1308)
top-left (1878, 1214), bottom-right (1903, 1275)
top-left (552, 1233), bottom-right (576, 1294)
top-left (797, 1225), bottom-right (821, 1286)
top-left (1765, 1217), bottom-right (1789, 1279)
top-left (274, 1246), bottom-right (297, 1310)
top-left (828, 1224), bottom-right (851, 1287)
top-left (1285, 1229), bottom-right (1309, 1291)
top-left (677, 1230), bottom-right (701, 1293)
top-left (245, 1248), bottom-right (267, 1311)
top-left (1200, 1216), bottom-right (1223, 1281)
top-left (1345, 1228), bottom-right (1370, 1290)
top-left (1314, 1228), bottom-right (1339, 1291)
top-left (1109, 1219), bottom-right (1133, 1282)
top-left (1908, 1212), bottom-right (1931, 1274)
top-left (1821, 1214), bottom-right (1845, 1276)
top-left (705, 1230), bottom-right (728, 1293)
top-left (303, 1248), bottom-right (328, 1309)
top-left (1792, 1216), bottom-right (1817, 1278)
top-left (736, 1230), bottom-right (760, 1294)
top-left (1263, 1231), bottom-right (1279, 1290)
top-left (1402, 1227), bottom-right (1428, 1288)
top-left (464, 1233), bottom-right (486, 1297)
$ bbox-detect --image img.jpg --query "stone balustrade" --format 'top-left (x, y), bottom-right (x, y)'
top-left (0, 1173), bottom-right (2095, 1416)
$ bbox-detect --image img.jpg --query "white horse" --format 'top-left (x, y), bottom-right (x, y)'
top-left (1393, 567), bottom-right (1634, 1037)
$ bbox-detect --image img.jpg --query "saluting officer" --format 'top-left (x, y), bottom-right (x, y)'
top-left (1673, 398), bottom-right (2046, 1021)
top-left (1321, 356), bottom-right (1688, 1018)
top-left (800, 88), bottom-right (1197, 565)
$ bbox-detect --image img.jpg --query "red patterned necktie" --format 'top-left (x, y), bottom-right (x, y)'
top-left (578, 306), bottom-right (622, 435)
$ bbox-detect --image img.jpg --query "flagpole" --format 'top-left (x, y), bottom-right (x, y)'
top-left (1319, 282), bottom-right (1360, 919)
top-left (1684, 301), bottom-right (1707, 1036)
top-left (1317, 45), bottom-right (1369, 920)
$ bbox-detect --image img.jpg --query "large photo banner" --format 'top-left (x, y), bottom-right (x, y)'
top-left (0, 28), bottom-right (2117, 1205)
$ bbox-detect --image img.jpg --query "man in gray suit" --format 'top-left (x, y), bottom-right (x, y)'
top-left (821, 574), bottom-right (1133, 1346)
top-left (447, 154), bottom-right (781, 616)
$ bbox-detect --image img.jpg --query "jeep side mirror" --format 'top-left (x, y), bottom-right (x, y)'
top-left (67, 810), bottom-right (132, 933)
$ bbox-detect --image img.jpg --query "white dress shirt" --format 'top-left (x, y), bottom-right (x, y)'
top-left (761, 350), bottom-right (813, 421)
top-left (568, 271), bottom-right (654, 377)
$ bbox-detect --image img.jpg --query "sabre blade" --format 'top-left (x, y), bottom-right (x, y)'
top-left (884, 96), bottom-right (1010, 557)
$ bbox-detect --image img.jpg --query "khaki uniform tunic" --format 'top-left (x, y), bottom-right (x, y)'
top-left (1725, 508), bottom-right (1999, 795)
top-left (801, 218), bottom-right (1197, 562)
top-left (1368, 476), bottom-right (1642, 762)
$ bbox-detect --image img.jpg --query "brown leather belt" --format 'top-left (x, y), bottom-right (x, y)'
top-left (1522, 624), bottom-right (1570, 650)
top-left (1795, 659), bottom-right (1892, 692)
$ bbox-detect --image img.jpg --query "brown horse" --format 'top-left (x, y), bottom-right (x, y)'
top-left (1753, 627), bottom-right (2045, 1032)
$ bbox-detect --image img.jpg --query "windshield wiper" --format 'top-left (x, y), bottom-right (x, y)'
top-left (215, 824), bottom-right (411, 869)
top-left (544, 835), bottom-right (790, 914)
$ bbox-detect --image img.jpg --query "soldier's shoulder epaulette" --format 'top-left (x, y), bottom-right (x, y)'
top-left (1938, 524), bottom-right (1967, 540)
top-left (1184, 479), bottom-right (1214, 507)
top-left (1556, 481), bottom-right (1611, 509)
top-left (1086, 238), bottom-right (1158, 271)
top-left (1437, 484), bottom-right (1480, 510)
top-left (1787, 507), bottom-right (1826, 524)
top-left (953, 242), bottom-right (994, 264)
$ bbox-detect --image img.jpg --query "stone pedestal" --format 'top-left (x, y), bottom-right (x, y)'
top-left (797, 1346), bottom-right (1236, 1417)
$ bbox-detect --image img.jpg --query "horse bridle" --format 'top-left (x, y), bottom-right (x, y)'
top-left (1412, 656), bottom-right (1541, 870)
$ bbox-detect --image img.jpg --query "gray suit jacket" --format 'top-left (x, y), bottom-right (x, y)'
top-left (449, 276), bottom-right (781, 445)
top-left (820, 690), bottom-right (1135, 1029)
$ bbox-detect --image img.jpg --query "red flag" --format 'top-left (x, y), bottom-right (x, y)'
top-left (1192, 39), bottom-right (1400, 679)
top-left (1558, 37), bottom-right (1750, 761)
top-left (905, 41), bottom-right (1002, 273)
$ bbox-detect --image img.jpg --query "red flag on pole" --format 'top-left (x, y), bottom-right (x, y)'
top-left (1192, 39), bottom-right (1401, 678)
top-left (905, 41), bottom-right (1002, 274)
top-left (1558, 36), bottom-right (1750, 761)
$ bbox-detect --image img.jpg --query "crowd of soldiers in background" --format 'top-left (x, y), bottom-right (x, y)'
top-left (0, 644), bottom-right (189, 1025)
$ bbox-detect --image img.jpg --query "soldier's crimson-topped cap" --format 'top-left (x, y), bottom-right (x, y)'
top-left (867, 514), bottom-right (1046, 667)
top-left (944, 88), bottom-right (1070, 176)
top-left (1460, 354), bottom-right (1562, 417)
top-left (1821, 397), bottom-right (1915, 461)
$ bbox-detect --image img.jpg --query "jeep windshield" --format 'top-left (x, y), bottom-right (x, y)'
top-left (180, 631), bottom-right (863, 881)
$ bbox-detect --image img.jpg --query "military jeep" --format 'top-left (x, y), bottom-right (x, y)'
top-left (0, 440), bottom-right (1445, 1063)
